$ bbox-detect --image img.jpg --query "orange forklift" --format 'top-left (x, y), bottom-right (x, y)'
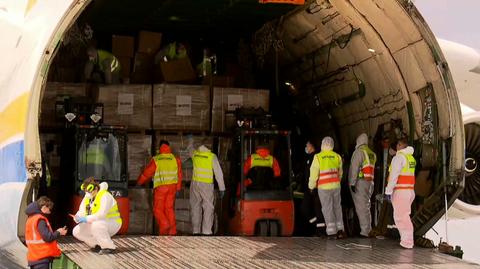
top-left (227, 109), bottom-right (294, 236)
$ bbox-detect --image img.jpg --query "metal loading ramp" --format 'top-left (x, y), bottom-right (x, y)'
top-left (59, 236), bottom-right (480, 269)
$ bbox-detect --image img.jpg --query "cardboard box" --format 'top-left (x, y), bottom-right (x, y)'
top-left (127, 134), bottom-right (152, 181)
top-left (211, 88), bottom-right (270, 133)
top-left (40, 83), bottom-right (86, 128)
top-left (153, 84), bottom-right (210, 131)
top-left (118, 57), bottom-right (132, 79)
top-left (112, 35), bottom-right (135, 58)
top-left (137, 31), bottom-right (162, 55)
top-left (159, 58), bottom-right (196, 83)
top-left (98, 84), bottom-right (152, 130)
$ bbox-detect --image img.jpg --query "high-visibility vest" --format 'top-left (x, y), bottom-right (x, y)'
top-left (80, 147), bottom-right (107, 165)
top-left (250, 153), bottom-right (273, 168)
top-left (153, 153), bottom-right (178, 187)
top-left (315, 150), bottom-right (342, 190)
top-left (192, 150), bottom-right (214, 184)
top-left (388, 152), bottom-right (416, 190)
top-left (97, 50), bottom-right (120, 73)
top-left (25, 214), bottom-right (62, 262)
top-left (85, 190), bottom-right (122, 225)
top-left (358, 145), bottom-right (376, 181)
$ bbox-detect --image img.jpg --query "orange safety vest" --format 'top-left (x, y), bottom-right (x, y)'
top-left (25, 214), bottom-right (62, 262)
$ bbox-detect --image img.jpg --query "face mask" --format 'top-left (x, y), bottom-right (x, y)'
top-left (84, 192), bottom-right (92, 199)
top-left (88, 56), bottom-right (95, 61)
top-left (305, 147), bottom-right (310, 154)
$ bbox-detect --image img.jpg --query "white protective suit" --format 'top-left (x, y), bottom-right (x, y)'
top-left (348, 133), bottom-right (375, 237)
top-left (73, 182), bottom-right (121, 249)
top-left (190, 145), bottom-right (225, 235)
top-left (385, 146), bottom-right (416, 249)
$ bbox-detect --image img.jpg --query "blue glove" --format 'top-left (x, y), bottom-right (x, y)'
top-left (176, 191), bottom-right (181, 198)
top-left (385, 194), bottom-right (392, 202)
top-left (75, 216), bottom-right (87, 223)
top-left (219, 191), bottom-right (225, 199)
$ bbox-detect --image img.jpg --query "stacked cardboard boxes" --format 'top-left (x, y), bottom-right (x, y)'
top-left (211, 87), bottom-right (270, 133)
top-left (98, 84), bottom-right (152, 130)
top-left (127, 134), bottom-right (152, 182)
top-left (112, 35), bottom-right (135, 82)
top-left (153, 84), bottom-right (210, 131)
top-left (40, 83), bottom-right (86, 128)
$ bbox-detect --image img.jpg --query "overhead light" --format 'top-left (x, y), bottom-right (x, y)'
top-left (368, 48), bottom-right (376, 53)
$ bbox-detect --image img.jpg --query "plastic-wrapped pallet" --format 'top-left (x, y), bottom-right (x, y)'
top-left (40, 83), bottom-right (86, 128)
top-left (128, 188), bottom-right (153, 234)
top-left (211, 88), bottom-right (270, 133)
top-left (153, 84), bottom-right (210, 131)
top-left (127, 134), bottom-right (152, 182)
top-left (154, 134), bottom-right (213, 182)
top-left (98, 84), bottom-right (152, 130)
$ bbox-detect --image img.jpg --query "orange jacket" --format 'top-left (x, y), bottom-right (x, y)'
top-left (243, 148), bottom-right (281, 177)
top-left (25, 214), bottom-right (62, 262)
top-left (137, 144), bottom-right (183, 190)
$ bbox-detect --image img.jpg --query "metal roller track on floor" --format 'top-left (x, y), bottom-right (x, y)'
top-left (58, 236), bottom-right (480, 269)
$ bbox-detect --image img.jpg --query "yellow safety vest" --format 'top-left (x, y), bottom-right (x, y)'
top-left (388, 152), bottom-right (416, 190)
top-left (97, 50), bottom-right (120, 73)
top-left (358, 145), bottom-right (376, 181)
top-left (80, 147), bottom-right (107, 165)
top-left (85, 189), bottom-right (122, 225)
top-left (316, 150), bottom-right (342, 190)
top-left (153, 153), bottom-right (178, 187)
top-left (192, 150), bottom-right (214, 184)
top-left (250, 154), bottom-right (273, 168)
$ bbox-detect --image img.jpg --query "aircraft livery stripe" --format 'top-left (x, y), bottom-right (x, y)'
top-left (0, 92), bottom-right (29, 147)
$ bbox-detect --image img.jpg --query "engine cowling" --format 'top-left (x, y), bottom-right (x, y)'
top-left (451, 112), bottom-right (480, 217)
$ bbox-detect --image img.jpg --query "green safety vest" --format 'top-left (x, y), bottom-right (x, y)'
top-left (358, 145), bottom-right (376, 181)
top-left (96, 50), bottom-right (120, 73)
top-left (250, 154), bottom-right (273, 168)
top-left (153, 153), bottom-right (178, 187)
top-left (388, 152), bottom-right (416, 190)
top-left (316, 150), bottom-right (342, 190)
top-left (192, 150), bottom-right (214, 184)
top-left (80, 147), bottom-right (107, 165)
top-left (85, 189), bottom-right (122, 225)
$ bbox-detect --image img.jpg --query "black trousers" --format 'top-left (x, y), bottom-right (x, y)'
top-left (30, 262), bottom-right (51, 269)
top-left (301, 188), bottom-right (325, 226)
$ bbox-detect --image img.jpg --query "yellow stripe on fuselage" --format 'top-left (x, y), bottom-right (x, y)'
top-left (0, 93), bottom-right (29, 147)
top-left (25, 0), bottom-right (38, 16)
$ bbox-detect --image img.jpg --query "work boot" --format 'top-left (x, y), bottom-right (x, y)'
top-left (336, 230), bottom-right (347, 239)
top-left (327, 234), bottom-right (337, 240)
top-left (90, 245), bottom-right (101, 253)
top-left (98, 248), bottom-right (115, 255)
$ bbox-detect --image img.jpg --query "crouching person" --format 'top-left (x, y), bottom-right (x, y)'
top-left (25, 196), bottom-right (67, 269)
top-left (72, 177), bottom-right (122, 254)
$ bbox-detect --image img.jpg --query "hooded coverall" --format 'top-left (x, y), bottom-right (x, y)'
top-left (385, 146), bottom-right (416, 249)
top-left (238, 148), bottom-right (281, 195)
top-left (349, 133), bottom-right (377, 237)
top-left (137, 144), bottom-right (182, 235)
top-left (73, 182), bottom-right (122, 250)
top-left (190, 145), bottom-right (225, 235)
top-left (309, 137), bottom-right (344, 236)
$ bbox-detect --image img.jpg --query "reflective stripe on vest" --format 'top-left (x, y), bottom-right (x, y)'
top-left (192, 150), bottom-right (214, 184)
top-left (316, 151), bottom-right (342, 190)
top-left (358, 145), bottom-right (376, 181)
top-left (388, 152), bottom-right (416, 190)
top-left (250, 153), bottom-right (273, 168)
top-left (80, 147), bottom-right (106, 165)
top-left (97, 50), bottom-right (119, 73)
top-left (153, 153), bottom-right (178, 187)
top-left (85, 190), bottom-right (122, 224)
top-left (25, 214), bottom-right (61, 262)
